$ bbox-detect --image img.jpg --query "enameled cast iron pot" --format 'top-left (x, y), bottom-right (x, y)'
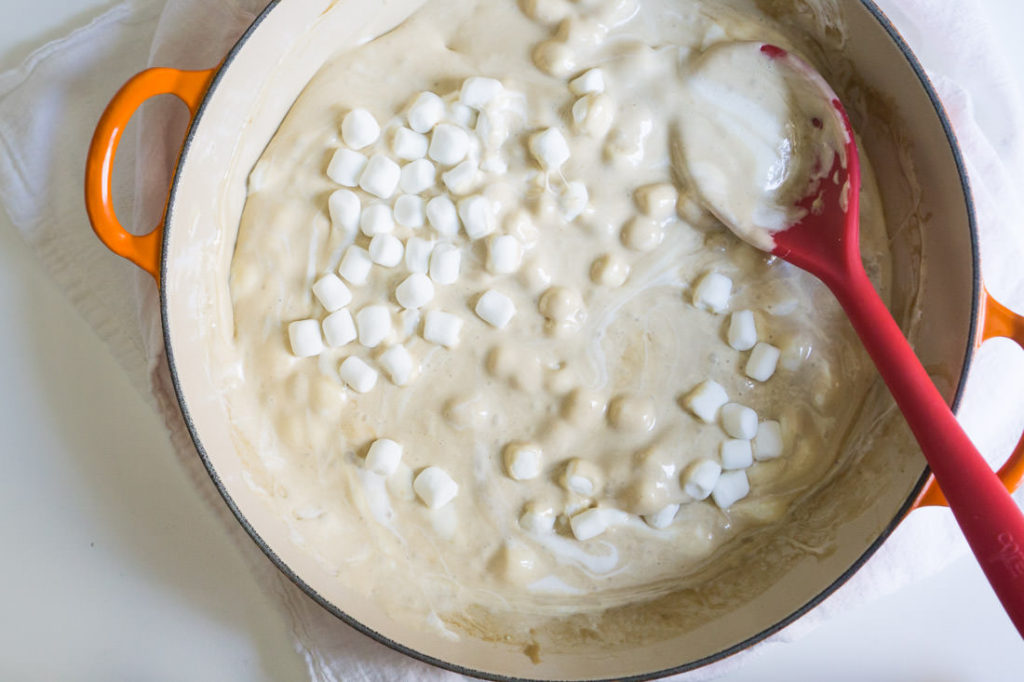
top-left (84, 1), bottom-right (1024, 679)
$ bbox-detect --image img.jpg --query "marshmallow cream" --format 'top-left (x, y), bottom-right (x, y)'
top-left (227, 0), bottom-right (892, 648)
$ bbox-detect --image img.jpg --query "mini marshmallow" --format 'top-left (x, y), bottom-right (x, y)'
top-left (425, 195), bottom-right (459, 236)
top-left (288, 319), bottom-right (324, 358)
top-left (341, 108), bottom-right (380, 149)
top-left (519, 507), bottom-right (556, 534)
top-left (442, 160), bottom-right (479, 195)
top-left (728, 310), bottom-right (758, 351)
top-left (322, 309), bottom-right (357, 347)
top-left (571, 93), bottom-right (615, 137)
top-left (369, 233), bottom-right (404, 267)
top-left (559, 181), bottom-right (589, 221)
top-left (460, 76), bottom-right (504, 109)
top-left (312, 273), bottom-right (352, 312)
top-left (356, 305), bottom-right (392, 348)
top-left (487, 235), bottom-right (522, 274)
top-left (569, 68), bottom-right (606, 95)
top-left (746, 342), bottom-right (781, 382)
top-left (683, 380), bottom-right (729, 424)
top-left (404, 237), bottom-right (434, 273)
top-left (529, 128), bottom-right (570, 170)
top-left (337, 245), bottom-right (373, 285)
top-left (720, 439), bottom-right (754, 470)
top-left (563, 458), bottom-right (604, 497)
top-left (392, 194), bottom-right (424, 229)
top-left (391, 127), bottom-right (428, 160)
top-left (400, 158), bottom-right (437, 195)
top-left (365, 438), bottom-right (403, 476)
top-left (326, 148), bottom-right (367, 187)
top-left (359, 154), bottom-right (401, 199)
top-left (379, 344), bottom-right (416, 386)
top-left (711, 470), bottom-right (750, 510)
top-left (590, 253), bottom-right (630, 287)
top-left (423, 310), bottom-right (463, 348)
top-left (458, 195), bottom-right (496, 239)
top-left (633, 183), bottom-right (678, 218)
top-left (643, 504), bottom-right (679, 530)
top-left (327, 189), bottom-right (361, 234)
top-left (692, 272), bottom-right (733, 313)
top-left (449, 102), bottom-right (476, 128)
top-left (721, 403), bottom-right (758, 440)
top-left (429, 243), bottom-right (462, 285)
top-left (339, 356), bottom-right (378, 393)
top-left (413, 466), bottom-right (459, 509)
top-left (429, 124), bottom-right (470, 166)
top-left (359, 203), bottom-right (395, 237)
top-left (407, 91), bottom-right (445, 133)
top-left (503, 442), bottom-right (543, 481)
top-left (682, 459), bottom-right (722, 501)
top-left (570, 508), bottom-right (628, 541)
top-left (754, 420), bottom-right (784, 461)
top-left (396, 273), bottom-right (435, 309)
top-left (475, 289), bottom-right (516, 328)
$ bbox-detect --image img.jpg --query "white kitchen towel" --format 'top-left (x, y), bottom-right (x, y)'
top-left (0, 1), bottom-right (1021, 680)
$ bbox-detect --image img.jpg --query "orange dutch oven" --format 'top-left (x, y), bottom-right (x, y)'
top-left (84, 0), bottom-right (1024, 679)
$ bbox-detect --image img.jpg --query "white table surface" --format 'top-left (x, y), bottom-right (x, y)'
top-left (1, 1), bottom-right (1021, 680)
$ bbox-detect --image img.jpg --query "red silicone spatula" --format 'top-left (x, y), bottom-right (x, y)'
top-left (719, 43), bottom-right (1024, 636)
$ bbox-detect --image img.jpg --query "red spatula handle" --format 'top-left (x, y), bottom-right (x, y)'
top-left (832, 265), bottom-right (1024, 636)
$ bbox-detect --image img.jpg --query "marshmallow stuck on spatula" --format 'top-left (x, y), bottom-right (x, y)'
top-left (414, 466), bottom-right (459, 509)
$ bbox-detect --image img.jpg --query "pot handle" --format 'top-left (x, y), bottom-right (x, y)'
top-left (84, 67), bottom-right (215, 282)
top-left (915, 287), bottom-right (1024, 507)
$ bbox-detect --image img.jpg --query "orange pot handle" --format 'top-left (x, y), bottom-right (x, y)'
top-left (915, 287), bottom-right (1024, 507)
top-left (84, 67), bottom-right (215, 282)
